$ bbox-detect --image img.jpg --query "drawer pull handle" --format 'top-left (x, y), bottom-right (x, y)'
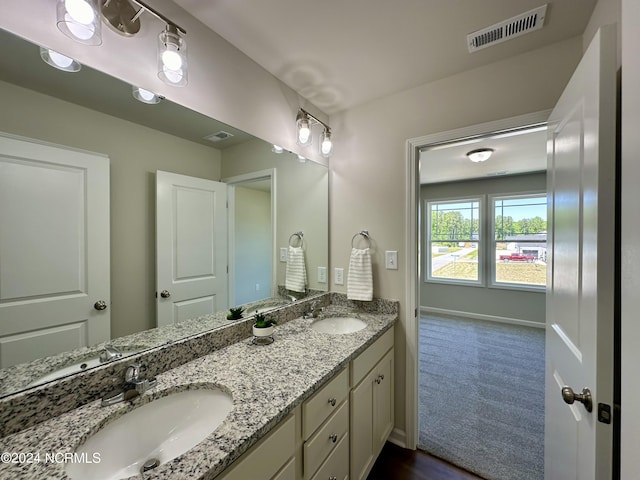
top-left (376, 373), bottom-right (385, 384)
top-left (328, 397), bottom-right (337, 407)
top-left (329, 477), bottom-right (337, 480)
top-left (329, 433), bottom-right (338, 443)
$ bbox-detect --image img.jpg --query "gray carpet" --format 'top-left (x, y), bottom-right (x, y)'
top-left (418, 315), bottom-right (545, 480)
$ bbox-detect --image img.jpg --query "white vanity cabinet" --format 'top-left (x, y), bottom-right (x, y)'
top-left (302, 367), bottom-right (349, 479)
top-left (350, 327), bottom-right (395, 480)
top-left (218, 410), bottom-right (300, 480)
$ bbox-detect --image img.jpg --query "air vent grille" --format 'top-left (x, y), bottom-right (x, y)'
top-left (204, 131), bottom-right (234, 143)
top-left (468, 4), bottom-right (547, 53)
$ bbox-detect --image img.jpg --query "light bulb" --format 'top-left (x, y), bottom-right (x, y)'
top-left (320, 130), bottom-right (333, 157)
top-left (272, 145), bottom-right (284, 154)
top-left (162, 48), bottom-right (183, 71)
top-left (158, 26), bottom-right (188, 86)
top-left (40, 47), bottom-right (81, 72)
top-left (65, 0), bottom-right (95, 24)
top-left (298, 126), bottom-right (311, 144)
top-left (49, 50), bottom-right (74, 68)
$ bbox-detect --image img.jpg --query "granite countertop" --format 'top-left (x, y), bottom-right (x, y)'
top-left (0, 305), bottom-right (396, 480)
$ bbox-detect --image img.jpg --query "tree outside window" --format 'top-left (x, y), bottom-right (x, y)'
top-left (427, 199), bottom-right (481, 284)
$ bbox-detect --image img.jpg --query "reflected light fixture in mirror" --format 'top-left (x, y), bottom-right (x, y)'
top-left (271, 144), bottom-right (284, 154)
top-left (57, 0), bottom-right (102, 45)
top-left (158, 24), bottom-right (188, 86)
top-left (39, 47), bottom-right (82, 72)
top-left (132, 86), bottom-right (161, 104)
top-left (467, 148), bottom-right (494, 163)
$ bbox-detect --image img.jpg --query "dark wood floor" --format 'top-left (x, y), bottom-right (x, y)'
top-left (367, 443), bottom-right (485, 480)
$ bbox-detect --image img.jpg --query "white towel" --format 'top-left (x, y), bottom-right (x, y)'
top-left (285, 246), bottom-right (307, 293)
top-left (347, 247), bottom-right (373, 301)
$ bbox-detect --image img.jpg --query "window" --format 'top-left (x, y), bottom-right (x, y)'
top-left (492, 194), bottom-right (547, 289)
top-left (426, 198), bottom-right (481, 284)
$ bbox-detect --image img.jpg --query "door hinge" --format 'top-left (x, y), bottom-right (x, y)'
top-left (598, 403), bottom-right (612, 424)
top-left (415, 308), bottom-right (418, 318)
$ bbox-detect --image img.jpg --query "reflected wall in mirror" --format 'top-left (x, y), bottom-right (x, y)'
top-left (0, 28), bottom-right (328, 397)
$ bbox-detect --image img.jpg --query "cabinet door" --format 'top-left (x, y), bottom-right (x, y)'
top-left (350, 369), bottom-right (375, 480)
top-left (373, 349), bottom-right (394, 454)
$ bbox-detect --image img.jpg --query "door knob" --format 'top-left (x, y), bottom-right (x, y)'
top-left (94, 300), bottom-right (108, 311)
top-left (561, 386), bottom-right (593, 412)
top-left (160, 290), bottom-right (171, 298)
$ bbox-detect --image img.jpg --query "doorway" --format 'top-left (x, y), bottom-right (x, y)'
top-left (408, 116), bottom-right (550, 479)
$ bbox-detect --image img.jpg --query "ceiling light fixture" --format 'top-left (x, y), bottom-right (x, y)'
top-left (56, 0), bottom-right (102, 45)
top-left (39, 47), bottom-right (82, 72)
top-left (132, 86), bottom-right (161, 104)
top-left (467, 148), bottom-right (494, 163)
top-left (295, 108), bottom-right (333, 157)
top-left (55, 0), bottom-right (188, 87)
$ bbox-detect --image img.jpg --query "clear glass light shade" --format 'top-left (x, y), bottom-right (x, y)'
top-left (132, 86), bottom-right (161, 104)
top-left (320, 129), bottom-right (333, 157)
top-left (158, 26), bottom-right (188, 87)
top-left (56, 0), bottom-right (102, 45)
top-left (271, 144), bottom-right (284, 154)
top-left (296, 113), bottom-right (312, 146)
top-left (39, 47), bottom-right (81, 72)
top-left (467, 148), bottom-right (494, 163)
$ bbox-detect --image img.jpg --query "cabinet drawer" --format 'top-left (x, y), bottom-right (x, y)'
top-left (351, 326), bottom-right (394, 386)
top-left (218, 413), bottom-right (295, 480)
top-left (304, 399), bottom-right (348, 477)
top-left (303, 367), bottom-right (349, 438)
top-left (310, 433), bottom-right (349, 480)
top-left (272, 457), bottom-right (296, 480)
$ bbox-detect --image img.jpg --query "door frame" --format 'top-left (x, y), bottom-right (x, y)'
top-left (223, 168), bottom-right (277, 307)
top-left (403, 110), bottom-right (551, 449)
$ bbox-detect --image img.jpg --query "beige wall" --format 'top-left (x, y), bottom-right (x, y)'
top-left (621, 0), bottom-right (638, 475)
top-left (329, 37), bottom-right (582, 435)
top-left (221, 140), bottom-right (329, 292)
top-left (0, 80), bottom-right (221, 338)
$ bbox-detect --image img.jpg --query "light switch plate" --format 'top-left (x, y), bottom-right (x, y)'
top-left (280, 247), bottom-right (288, 262)
top-left (385, 250), bottom-right (398, 270)
top-left (335, 267), bottom-right (344, 285)
top-left (318, 266), bottom-right (327, 283)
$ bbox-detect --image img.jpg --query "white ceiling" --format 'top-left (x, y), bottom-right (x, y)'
top-left (174, 0), bottom-right (596, 114)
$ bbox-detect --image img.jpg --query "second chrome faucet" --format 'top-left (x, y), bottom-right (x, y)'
top-left (101, 364), bottom-right (157, 407)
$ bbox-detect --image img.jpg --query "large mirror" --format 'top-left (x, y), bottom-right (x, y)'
top-left (0, 28), bottom-right (328, 396)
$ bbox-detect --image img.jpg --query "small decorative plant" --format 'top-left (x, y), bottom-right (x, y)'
top-left (253, 313), bottom-right (277, 328)
top-left (226, 306), bottom-right (245, 320)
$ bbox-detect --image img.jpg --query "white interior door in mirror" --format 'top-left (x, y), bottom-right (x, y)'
top-left (0, 132), bottom-right (110, 368)
top-left (156, 171), bottom-right (228, 327)
top-left (545, 25), bottom-right (616, 480)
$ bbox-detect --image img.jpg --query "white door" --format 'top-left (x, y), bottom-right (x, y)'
top-left (0, 133), bottom-right (110, 368)
top-left (545, 25), bottom-right (616, 479)
top-left (156, 171), bottom-right (228, 327)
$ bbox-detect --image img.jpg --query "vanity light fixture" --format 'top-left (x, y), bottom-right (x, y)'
top-left (57, 0), bottom-right (102, 45)
top-left (295, 108), bottom-right (333, 157)
top-left (271, 145), bottom-right (284, 154)
top-left (297, 154), bottom-right (307, 163)
top-left (39, 47), bottom-right (82, 72)
top-left (55, 0), bottom-right (188, 86)
top-left (467, 148), bottom-right (494, 163)
top-left (132, 86), bottom-right (162, 104)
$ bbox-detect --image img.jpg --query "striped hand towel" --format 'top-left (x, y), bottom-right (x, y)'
top-left (347, 247), bottom-right (373, 301)
top-left (285, 246), bottom-right (307, 293)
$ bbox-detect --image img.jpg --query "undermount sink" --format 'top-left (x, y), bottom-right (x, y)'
top-left (310, 316), bottom-right (367, 335)
top-left (65, 388), bottom-right (233, 480)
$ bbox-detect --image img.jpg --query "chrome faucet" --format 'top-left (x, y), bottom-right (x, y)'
top-left (101, 363), bottom-right (157, 407)
top-left (99, 345), bottom-right (122, 363)
top-left (303, 301), bottom-right (323, 319)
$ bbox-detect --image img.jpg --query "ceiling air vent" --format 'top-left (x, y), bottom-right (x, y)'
top-left (204, 131), bottom-right (234, 143)
top-left (467, 4), bottom-right (547, 53)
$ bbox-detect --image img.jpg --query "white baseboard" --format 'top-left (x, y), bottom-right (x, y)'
top-left (388, 427), bottom-right (407, 448)
top-left (420, 306), bottom-right (545, 329)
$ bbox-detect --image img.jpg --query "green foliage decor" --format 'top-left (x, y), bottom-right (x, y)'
top-left (254, 313), bottom-right (277, 328)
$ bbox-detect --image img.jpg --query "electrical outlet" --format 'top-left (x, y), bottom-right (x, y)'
top-left (385, 250), bottom-right (398, 270)
top-left (280, 247), bottom-right (288, 262)
top-left (318, 266), bottom-right (327, 283)
top-left (335, 267), bottom-right (344, 285)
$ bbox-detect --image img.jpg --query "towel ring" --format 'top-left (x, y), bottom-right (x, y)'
top-left (351, 230), bottom-right (371, 248)
top-left (289, 231), bottom-right (304, 247)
